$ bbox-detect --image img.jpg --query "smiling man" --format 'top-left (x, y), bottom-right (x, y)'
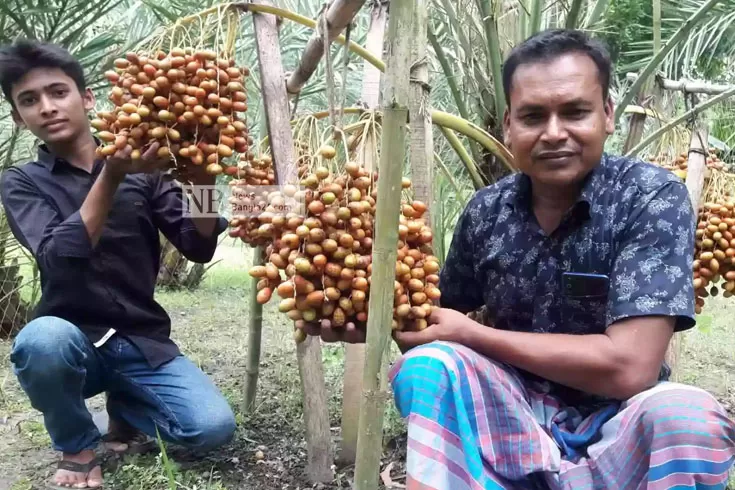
top-left (384, 29), bottom-right (735, 489)
top-left (0, 39), bottom-right (235, 489)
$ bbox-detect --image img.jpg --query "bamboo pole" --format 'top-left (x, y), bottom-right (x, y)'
top-left (339, 0), bottom-right (388, 467)
top-left (613, 0), bottom-right (722, 126)
top-left (243, 100), bottom-right (268, 414)
top-left (285, 0), bottom-right (367, 95)
top-left (668, 117), bottom-right (709, 380)
top-left (251, 1), bottom-right (334, 482)
top-left (243, 245), bottom-right (264, 413)
top-left (353, 0), bottom-right (414, 486)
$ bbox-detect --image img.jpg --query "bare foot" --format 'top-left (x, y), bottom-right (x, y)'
top-left (103, 414), bottom-right (155, 455)
top-left (102, 415), bottom-right (136, 454)
top-left (53, 449), bottom-right (103, 488)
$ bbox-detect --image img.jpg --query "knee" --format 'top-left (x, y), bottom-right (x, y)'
top-left (392, 341), bottom-right (506, 386)
top-left (390, 341), bottom-right (508, 412)
top-left (11, 316), bottom-right (85, 370)
top-left (181, 400), bottom-right (236, 452)
top-left (637, 384), bottom-right (734, 441)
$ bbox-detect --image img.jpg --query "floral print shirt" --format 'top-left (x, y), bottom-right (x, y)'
top-left (439, 153), bottom-right (696, 407)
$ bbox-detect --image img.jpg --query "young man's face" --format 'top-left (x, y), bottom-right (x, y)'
top-left (503, 52), bottom-right (615, 190)
top-left (10, 67), bottom-right (95, 146)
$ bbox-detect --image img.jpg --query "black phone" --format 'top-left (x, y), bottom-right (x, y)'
top-left (562, 272), bottom-right (610, 299)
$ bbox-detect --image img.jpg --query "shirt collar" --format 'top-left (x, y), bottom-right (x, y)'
top-left (502, 153), bottom-right (609, 219)
top-left (36, 138), bottom-right (103, 171)
top-left (37, 143), bottom-right (60, 169)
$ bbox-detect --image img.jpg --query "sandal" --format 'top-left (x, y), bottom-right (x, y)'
top-left (46, 456), bottom-right (103, 489)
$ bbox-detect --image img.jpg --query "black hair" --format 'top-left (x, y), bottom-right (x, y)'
top-left (0, 38), bottom-right (86, 106)
top-left (502, 29), bottom-right (612, 109)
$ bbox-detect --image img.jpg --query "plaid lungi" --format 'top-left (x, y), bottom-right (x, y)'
top-left (389, 341), bottom-right (735, 490)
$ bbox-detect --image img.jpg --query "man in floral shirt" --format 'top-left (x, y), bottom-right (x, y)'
top-left (387, 29), bottom-right (735, 489)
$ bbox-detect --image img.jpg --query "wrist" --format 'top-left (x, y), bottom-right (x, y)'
top-left (456, 317), bottom-right (487, 348)
top-left (101, 164), bottom-right (125, 185)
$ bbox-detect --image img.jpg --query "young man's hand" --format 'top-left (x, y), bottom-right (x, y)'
top-left (103, 142), bottom-right (172, 179)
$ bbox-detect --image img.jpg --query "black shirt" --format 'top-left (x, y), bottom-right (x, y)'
top-left (0, 144), bottom-right (228, 368)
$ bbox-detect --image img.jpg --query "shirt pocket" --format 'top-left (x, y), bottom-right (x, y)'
top-left (106, 184), bottom-right (149, 236)
top-left (561, 295), bottom-right (608, 334)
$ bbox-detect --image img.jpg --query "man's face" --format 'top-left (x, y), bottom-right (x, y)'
top-left (503, 52), bottom-right (614, 189)
top-left (10, 67), bottom-right (95, 145)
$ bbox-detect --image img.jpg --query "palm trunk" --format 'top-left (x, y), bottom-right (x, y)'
top-left (408, 0), bottom-right (432, 214)
top-left (565, 0), bottom-right (584, 28)
top-left (285, 0), bottom-right (367, 95)
top-left (353, 0), bottom-right (414, 486)
top-left (251, 0), bottom-right (333, 482)
top-left (339, 0), bottom-right (388, 467)
top-left (528, 0), bottom-right (543, 34)
top-left (476, 0), bottom-right (506, 121)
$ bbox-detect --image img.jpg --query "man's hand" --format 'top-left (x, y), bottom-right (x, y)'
top-left (103, 142), bottom-right (172, 179)
top-left (297, 307), bottom-right (480, 351)
top-left (393, 307), bottom-right (479, 352)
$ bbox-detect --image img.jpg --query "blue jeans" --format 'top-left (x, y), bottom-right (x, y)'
top-left (10, 316), bottom-right (236, 454)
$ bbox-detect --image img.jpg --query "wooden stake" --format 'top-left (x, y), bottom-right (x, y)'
top-left (667, 116), bottom-right (709, 381)
top-left (251, 1), bottom-right (334, 482)
top-left (286, 0), bottom-right (367, 96)
top-left (338, 0), bottom-right (388, 467)
top-left (354, 0), bottom-right (414, 486)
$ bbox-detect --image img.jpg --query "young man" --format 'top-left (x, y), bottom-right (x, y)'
top-left (0, 39), bottom-right (235, 489)
top-left (387, 29), bottom-right (735, 489)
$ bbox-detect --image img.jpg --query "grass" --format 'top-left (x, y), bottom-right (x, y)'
top-left (0, 241), bottom-right (406, 489)
top-left (0, 239), bottom-right (732, 488)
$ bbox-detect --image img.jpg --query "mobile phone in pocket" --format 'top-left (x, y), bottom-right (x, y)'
top-left (562, 272), bottom-right (610, 299)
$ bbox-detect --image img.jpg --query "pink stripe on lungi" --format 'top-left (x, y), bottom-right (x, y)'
top-left (389, 341), bottom-right (735, 490)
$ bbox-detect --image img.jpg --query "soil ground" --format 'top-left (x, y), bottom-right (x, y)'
top-left (1, 239), bottom-right (734, 489)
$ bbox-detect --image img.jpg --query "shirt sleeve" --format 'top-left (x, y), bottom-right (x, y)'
top-left (607, 180), bottom-right (696, 332)
top-left (0, 168), bottom-right (93, 272)
top-left (147, 172), bottom-right (228, 264)
top-left (438, 195), bottom-right (485, 313)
